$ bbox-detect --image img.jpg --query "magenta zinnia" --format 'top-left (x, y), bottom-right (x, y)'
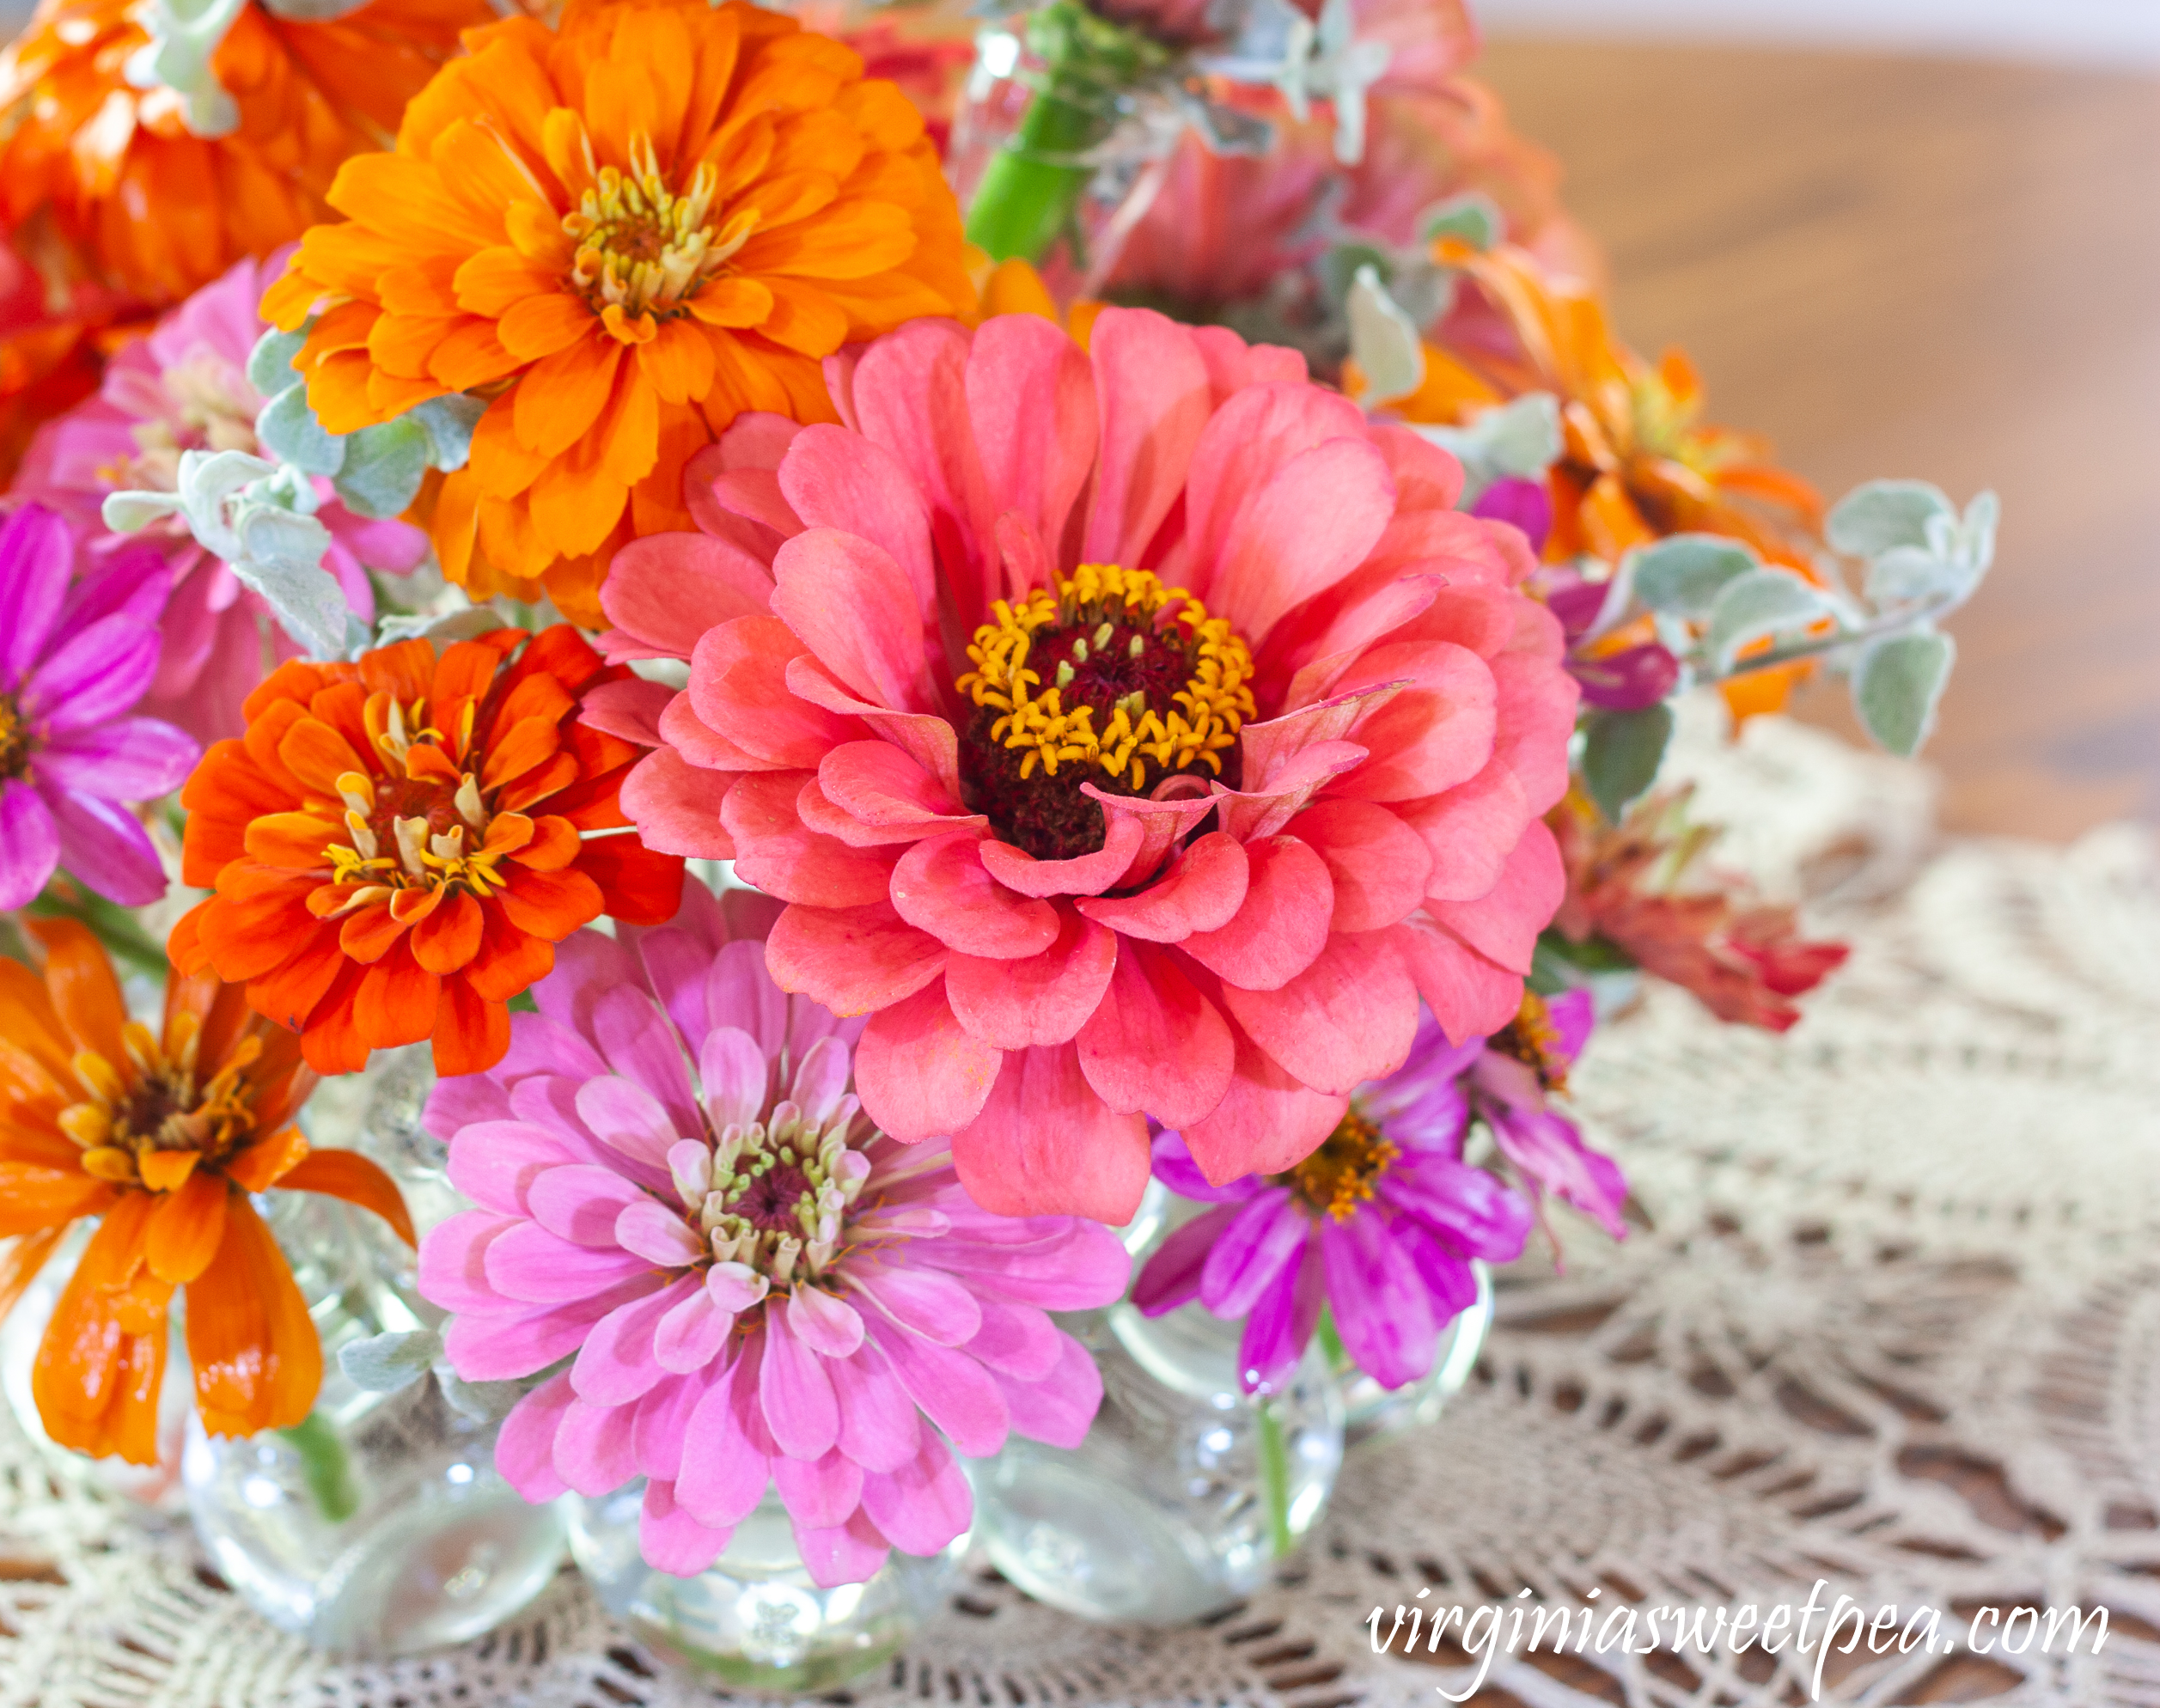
top-left (417, 880), bottom-right (1129, 1585)
top-left (590, 307), bottom-right (1580, 1223)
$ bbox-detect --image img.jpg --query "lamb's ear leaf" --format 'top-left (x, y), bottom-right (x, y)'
top-left (1852, 629), bottom-right (1955, 759)
top-left (1581, 702), bottom-right (1675, 827)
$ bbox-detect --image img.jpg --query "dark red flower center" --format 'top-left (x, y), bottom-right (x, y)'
top-left (0, 692), bottom-right (32, 782)
top-left (953, 564), bottom-right (1256, 862)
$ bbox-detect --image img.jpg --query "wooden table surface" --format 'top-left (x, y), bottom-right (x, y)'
top-left (1474, 40), bottom-right (2160, 843)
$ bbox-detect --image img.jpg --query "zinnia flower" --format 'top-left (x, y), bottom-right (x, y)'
top-left (0, 229), bottom-right (136, 486)
top-left (0, 0), bottom-right (487, 308)
top-left (591, 307), bottom-right (1579, 1223)
top-left (418, 880), bottom-right (1129, 1585)
top-left (259, 0), bottom-right (975, 627)
top-left (1548, 784), bottom-right (1848, 1032)
top-left (0, 503), bottom-right (198, 912)
top-left (15, 251), bottom-right (428, 746)
top-left (170, 625), bottom-right (685, 1077)
top-left (0, 918), bottom-right (414, 1461)
top-left (1134, 989), bottom-right (1620, 1392)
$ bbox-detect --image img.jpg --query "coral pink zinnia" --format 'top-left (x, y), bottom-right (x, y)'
top-left (589, 308), bottom-right (1579, 1223)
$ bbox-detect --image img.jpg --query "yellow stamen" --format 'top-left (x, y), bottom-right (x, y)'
top-left (563, 131), bottom-right (746, 321)
top-left (1287, 1109), bottom-right (1400, 1223)
top-left (954, 564), bottom-right (1256, 790)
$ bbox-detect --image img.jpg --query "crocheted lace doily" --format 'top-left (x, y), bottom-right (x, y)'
top-left (6, 703), bottom-right (2157, 1708)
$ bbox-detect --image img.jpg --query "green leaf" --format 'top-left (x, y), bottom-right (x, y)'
top-left (408, 393), bottom-right (486, 473)
top-left (1631, 534), bottom-right (1758, 617)
top-left (1344, 265), bottom-right (1425, 406)
top-left (255, 382), bottom-right (344, 477)
top-left (338, 1328), bottom-right (438, 1394)
top-left (245, 327), bottom-right (307, 398)
top-left (1419, 192), bottom-right (1504, 253)
top-left (333, 417), bottom-right (430, 519)
top-left (1825, 479), bottom-right (1953, 558)
top-left (1706, 568), bottom-right (1830, 668)
top-left (1852, 629), bottom-right (1955, 757)
top-left (1580, 702), bottom-right (1675, 825)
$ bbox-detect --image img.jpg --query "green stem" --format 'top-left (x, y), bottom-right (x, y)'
top-left (965, 92), bottom-right (1106, 265)
top-left (278, 1411), bottom-right (361, 1523)
top-left (1255, 1397), bottom-right (1294, 1559)
top-left (961, 1), bottom-right (1172, 266)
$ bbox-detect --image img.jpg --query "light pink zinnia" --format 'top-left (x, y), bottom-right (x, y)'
top-left (588, 308), bottom-right (1579, 1225)
top-left (13, 251), bottom-right (428, 746)
top-left (418, 880), bottom-right (1129, 1586)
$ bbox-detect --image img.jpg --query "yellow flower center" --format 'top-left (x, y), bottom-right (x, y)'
top-left (1490, 989), bottom-right (1571, 1095)
top-left (1285, 1108), bottom-right (1400, 1223)
top-left (561, 133), bottom-right (758, 322)
top-left (953, 564), bottom-right (1255, 862)
top-left (314, 691), bottom-right (524, 912)
top-left (64, 1015), bottom-right (260, 1190)
top-left (0, 694), bottom-right (29, 781)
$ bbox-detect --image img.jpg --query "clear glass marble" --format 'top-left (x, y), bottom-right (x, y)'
top-left (568, 1487), bottom-right (964, 1692)
top-left (180, 1193), bottom-right (565, 1656)
top-left (973, 1300), bottom-right (1344, 1626)
top-left (1334, 1260), bottom-right (1493, 1448)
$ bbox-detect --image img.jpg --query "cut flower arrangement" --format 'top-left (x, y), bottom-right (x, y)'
top-left (0, 0), bottom-right (1994, 1678)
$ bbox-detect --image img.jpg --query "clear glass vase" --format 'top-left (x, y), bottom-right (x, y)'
top-left (973, 1300), bottom-right (1344, 1625)
top-left (567, 1486), bottom-right (965, 1692)
top-left (180, 1189), bottom-right (566, 1656)
top-left (1334, 1260), bottom-right (1493, 1448)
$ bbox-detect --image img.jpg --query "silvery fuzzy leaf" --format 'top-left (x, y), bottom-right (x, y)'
top-left (339, 1328), bottom-right (440, 1394)
top-left (1581, 702), bottom-right (1675, 827)
top-left (409, 393), bottom-right (487, 473)
top-left (1345, 265), bottom-right (1425, 408)
top-left (1632, 534), bottom-right (1760, 617)
top-left (1865, 544), bottom-right (1980, 607)
top-left (121, 0), bottom-right (246, 138)
top-left (1413, 393), bottom-right (1560, 501)
top-left (333, 418), bottom-right (430, 519)
top-left (231, 507), bottom-right (345, 656)
top-left (246, 329), bottom-right (307, 398)
top-left (174, 447), bottom-right (276, 560)
top-left (372, 603), bottom-right (505, 650)
top-left (1826, 479), bottom-right (1953, 558)
top-left (436, 1368), bottom-right (527, 1424)
top-left (1852, 628), bottom-right (1955, 758)
top-left (1706, 567), bottom-right (1832, 668)
top-left (101, 490), bottom-right (186, 534)
top-left (1419, 192), bottom-right (1504, 253)
top-left (259, 0), bottom-right (374, 19)
top-left (256, 382), bottom-right (345, 477)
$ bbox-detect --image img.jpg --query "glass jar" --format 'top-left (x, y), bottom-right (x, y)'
top-left (1335, 1260), bottom-right (1493, 1448)
top-left (180, 1191), bottom-right (565, 1656)
top-left (972, 1300), bottom-right (1344, 1626)
top-left (567, 1486), bottom-right (965, 1691)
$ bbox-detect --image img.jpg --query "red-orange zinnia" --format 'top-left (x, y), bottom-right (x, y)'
top-left (0, 918), bottom-right (415, 1461)
top-left (0, 0), bottom-right (488, 308)
top-left (259, 0), bottom-right (975, 626)
top-left (172, 625), bottom-right (684, 1078)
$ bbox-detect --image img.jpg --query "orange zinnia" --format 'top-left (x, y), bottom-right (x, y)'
top-left (172, 625), bottom-right (684, 1078)
top-left (0, 919), bottom-right (414, 1463)
top-left (260, 0), bottom-right (974, 625)
top-left (0, 0), bottom-right (487, 308)
top-left (1385, 241), bottom-right (1829, 717)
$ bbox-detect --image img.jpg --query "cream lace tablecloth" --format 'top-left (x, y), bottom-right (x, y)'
top-left (7, 706), bottom-right (2159, 1708)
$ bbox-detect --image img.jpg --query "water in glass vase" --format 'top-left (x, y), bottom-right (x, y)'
top-left (567, 1486), bottom-right (964, 1691)
top-left (973, 1300), bottom-right (1344, 1625)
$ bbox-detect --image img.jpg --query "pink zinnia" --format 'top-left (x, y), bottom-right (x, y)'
top-left (590, 308), bottom-right (1579, 1224)
top-left (0, 503), bottom-right (196, 911)
top-left (418, 880), bottom-right (1129, 1586)
top-left (13, 251), bottom-right (428, 746)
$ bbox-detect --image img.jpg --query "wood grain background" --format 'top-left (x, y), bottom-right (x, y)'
top-left (1476, 41), bottom-right (2160, 841)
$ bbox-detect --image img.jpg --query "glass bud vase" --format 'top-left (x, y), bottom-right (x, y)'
top-left (567, 1486), bottom-right (965, 1691)
top-left (1335, 1260), bottom-right (1493, 1449)
top-left (181, 1192), bottom-right (566, 1656)
top-left (973, 1300), bottom-right (1344, 1625)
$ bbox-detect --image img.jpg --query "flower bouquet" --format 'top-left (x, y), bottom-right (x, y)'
top-left (0, 0), bottom-right (1992, 1681)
